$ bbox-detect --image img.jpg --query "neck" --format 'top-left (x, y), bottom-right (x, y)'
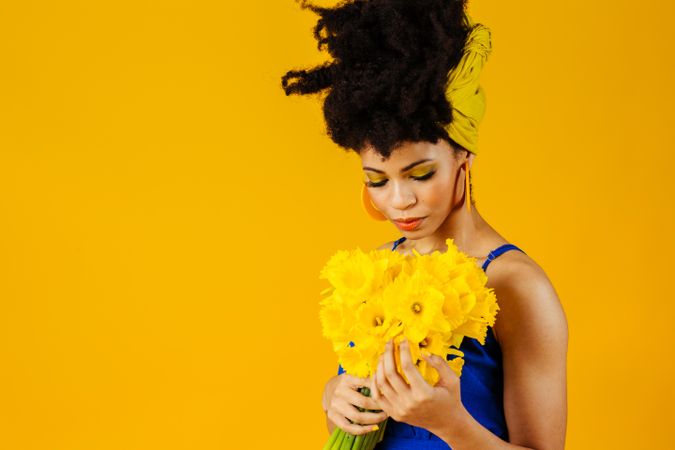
top-left (402, 203), bottom-right (492, 259)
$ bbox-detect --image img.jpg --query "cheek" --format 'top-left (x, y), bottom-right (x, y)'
top-left (421, 178), bottom-right (454, 208)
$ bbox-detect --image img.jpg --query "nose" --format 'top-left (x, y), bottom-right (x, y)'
top-left (390, 181), bottom-right (417, 210)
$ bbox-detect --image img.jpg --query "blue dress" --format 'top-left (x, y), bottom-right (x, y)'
top-left (336, 236), bottom-right (527, 449)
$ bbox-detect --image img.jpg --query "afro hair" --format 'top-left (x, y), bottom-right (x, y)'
top-left (281, 0), bottom-right (472, 159)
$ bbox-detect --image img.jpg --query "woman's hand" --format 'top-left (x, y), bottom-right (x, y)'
top-left (370, 338), bottom-right (466, 437)
top-left (324, 373), bottom-right (390, 436)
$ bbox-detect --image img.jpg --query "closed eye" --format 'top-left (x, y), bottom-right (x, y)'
top-left (365, 170), bottom-right (436, 188)
top-left (412, 170), bottom-right (435, 181)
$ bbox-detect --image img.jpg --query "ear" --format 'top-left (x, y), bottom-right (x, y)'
top-left (466, 151), bottom-right (476, 170)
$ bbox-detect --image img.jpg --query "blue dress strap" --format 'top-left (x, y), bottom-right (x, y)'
top-left (481, 243), bottom-right (526, 272)
top-left (391, 236), bottom-right (407, 251)
top-left (392, 237), bottom-right (526, 273)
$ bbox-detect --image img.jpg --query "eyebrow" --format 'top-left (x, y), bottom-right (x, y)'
top-left (362, 158), bottom-right (434, 174)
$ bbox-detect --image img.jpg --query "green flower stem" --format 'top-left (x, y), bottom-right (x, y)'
top-left (323, 427), bottom-right (341, 450)
top-left (372, 428), bottom-right (381, 448)
top-left (364, 430), bottom-right (379, 450)
top-left (330, 430), bottom-right (346, 450)
top-left (372, 427), bottom-right (382, 449)
top-left (349, 386), bottom-right (372, 450)
top-left (341, 432), bottom-right (356, 450)
top-left (352, 431), bottom-right (366, 450)
top-left (360, 431), bottom-right (370, 450)
top-left (376, 418), bottom-right (388, 444)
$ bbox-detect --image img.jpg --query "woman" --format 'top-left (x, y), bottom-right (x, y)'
top-left (281, 1), bottom-right (568, 449)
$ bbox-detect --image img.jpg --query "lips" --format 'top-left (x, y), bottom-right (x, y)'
top-left (393, 217), bottom-right (425, 231)
top-left (394, 217), bottom-right (425, 223)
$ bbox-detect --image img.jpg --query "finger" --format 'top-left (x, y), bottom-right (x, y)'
top-left (374, 356), bottom-right (395, 410)
top-left (342, 385), bottom-right (383, 411)
top-left (369, 372), bottom-right (392, 415)
top-left (399, 339), bottom-right (432, 394)
top-left (369, 375), bottom-right (384, 409)
top-left (333, 394), bottom-right (387, 425)
top-left (383, 339), bottom-right (410, 395)
top-left (328, 407), bottom-right (380, 436)
top-left (344, 374), bottom-right (371, 390)
top-left (422, 354), bottom-right (459, 389)
top-left (342, 401), bottom-right (389, 425)
top-left (335, 375), bottom-right (387, 413)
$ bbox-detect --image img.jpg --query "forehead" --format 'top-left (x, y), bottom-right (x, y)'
top-left (359, 140), bottom-right (452, 169)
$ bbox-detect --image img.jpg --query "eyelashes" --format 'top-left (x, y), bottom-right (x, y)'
top-left (365, 170), bottom-right (436, 188)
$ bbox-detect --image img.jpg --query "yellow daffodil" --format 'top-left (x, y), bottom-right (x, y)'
top-left (338, 342), bottom-right (372, 378)
top-left (319, 248), bottom-right (387, 300)
top-left (447, 347), bottom-right (466, 377)
top-left (354, 291), bottom-right (394, 337)
top-left (390, 334), bottom-right (419, 384)
top-left (384, 269), bottom-right (451, 343)
top-left (318, 236), bottom-right (500, 450)
top-left (392, 331), bottom-right (452, 385)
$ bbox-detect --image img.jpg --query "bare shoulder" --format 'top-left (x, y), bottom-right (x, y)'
top-left (486, 250), bottom-right (568, 347)
top-left (486, 250), bottom-right (569, 449)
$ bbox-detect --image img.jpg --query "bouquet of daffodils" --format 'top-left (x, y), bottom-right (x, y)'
top-left (318, 238), bottom-right (499, 450)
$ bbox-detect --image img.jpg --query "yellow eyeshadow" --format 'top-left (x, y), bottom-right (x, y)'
top-left (364, 164), bottom-right (436, 182)
top-left (409, 166), bottom-right (436, 177)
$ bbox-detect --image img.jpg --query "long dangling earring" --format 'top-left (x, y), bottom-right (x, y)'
top-left (464, 161), bottom-right (472, 213)
top-left (361, 184), bottom-right (387, 221)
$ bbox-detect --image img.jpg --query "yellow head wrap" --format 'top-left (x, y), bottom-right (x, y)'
top-left (443, 14), bottom-right (493, 155)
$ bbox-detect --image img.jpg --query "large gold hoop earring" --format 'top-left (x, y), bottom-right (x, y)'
top-left (361, 184), bottom-right (387, 221)
top-left (464, 161), bottom-right (472, 213)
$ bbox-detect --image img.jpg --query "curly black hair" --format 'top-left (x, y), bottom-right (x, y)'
top-left (280, 0), bottom-right (472, 160)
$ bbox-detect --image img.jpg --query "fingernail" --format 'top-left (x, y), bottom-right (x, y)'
top-left (372, 424), bottom-right (379, 431)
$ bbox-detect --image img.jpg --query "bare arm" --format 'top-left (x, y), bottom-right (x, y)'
top-left (321, 375), bottom-right (341, 434)
top-left (436, 261), bottom-right (568, 450)
top-left (497, 262), bottom-right (568, 449)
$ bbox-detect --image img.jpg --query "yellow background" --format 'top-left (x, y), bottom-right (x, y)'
top-left (1, 1), bottom-right (673, 448)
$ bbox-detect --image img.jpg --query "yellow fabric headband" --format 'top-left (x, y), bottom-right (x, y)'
top-left (443, 14), bottom-right (493, 155)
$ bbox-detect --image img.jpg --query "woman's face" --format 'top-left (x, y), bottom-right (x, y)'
top-left (359, 139), bottom-right (467, 236)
